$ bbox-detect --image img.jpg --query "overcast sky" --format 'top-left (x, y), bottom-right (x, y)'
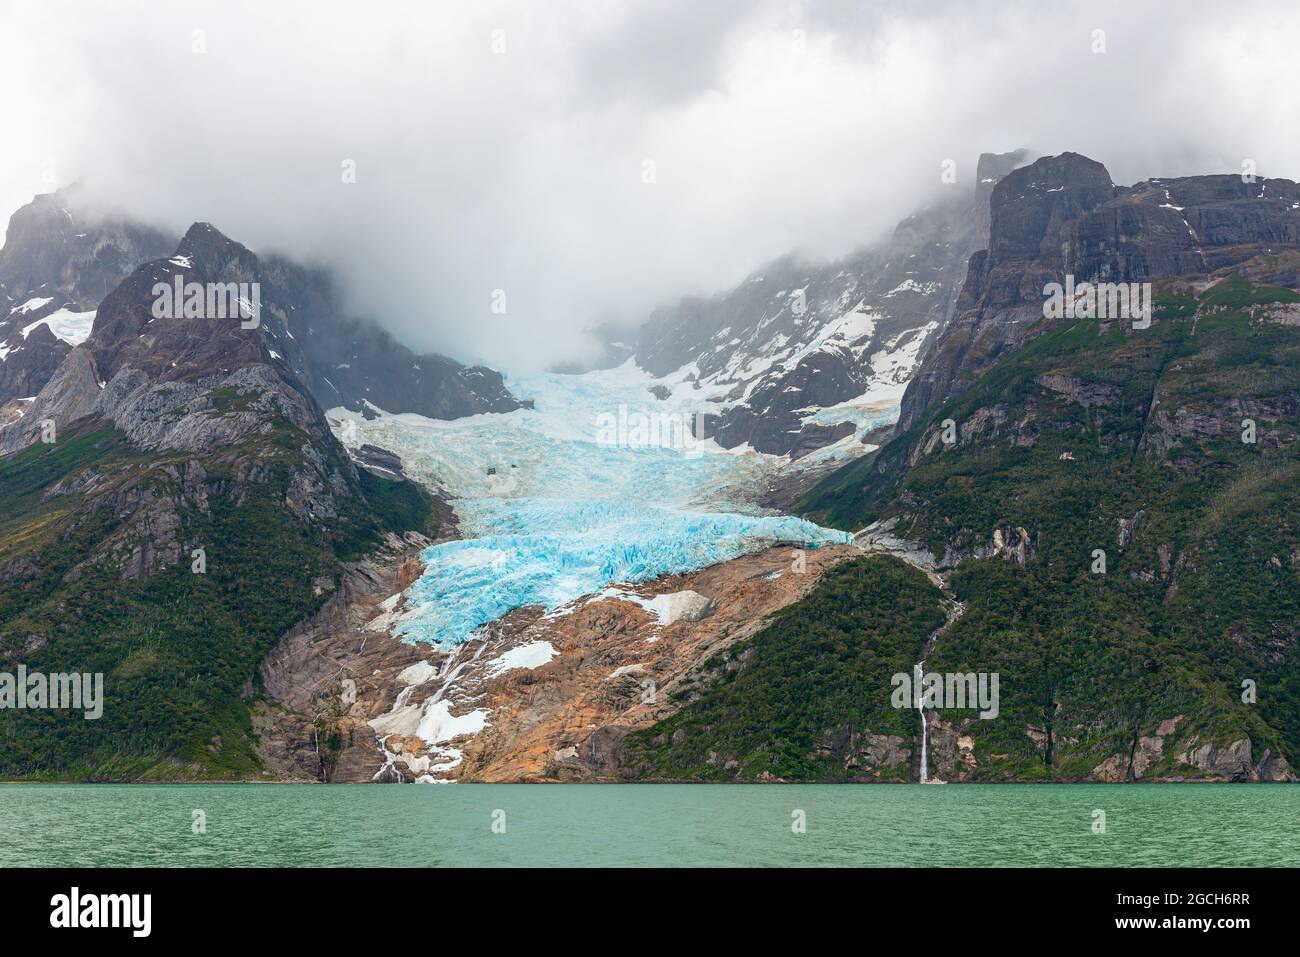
top-left (2, 0), bottom-right (1298, 370)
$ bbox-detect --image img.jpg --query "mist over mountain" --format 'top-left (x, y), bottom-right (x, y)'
top-left (3, 0), bottom-right (1299, 371)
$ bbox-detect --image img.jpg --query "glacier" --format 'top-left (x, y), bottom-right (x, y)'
top-left (331, 359), bottom-right (869, 648)
top-left (392, 498), bottom-right (849, 646)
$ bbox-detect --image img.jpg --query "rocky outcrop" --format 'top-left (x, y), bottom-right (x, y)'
top-left (1141, 393), bottom-right (1300, 460)
top-left (926, 715), bottom-right (978, 780)
top-left (897, 153), bottom-right (1300, 433)
top-left (808, 727), bottom-right (912, 777)
top-left (987, 525), bottom-right (1035, 564)
top-left (0, 321), bottom-right (77, 401)
top-left (351, 443), bottom-right (407, 480)
top-left (1035, 373), bottom-right (1120, 409)
top-left (0, 189), bottom-right (176, 404)
top-left (254, 533), bottom-right (435, 782)
top-left (1164, 735), bottom-right (1293, 782)
top-left (1085, 714), bottom-right (1294, 782)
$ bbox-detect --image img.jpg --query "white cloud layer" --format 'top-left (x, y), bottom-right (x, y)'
top-left (2, 0), bottom-right (1298, 369)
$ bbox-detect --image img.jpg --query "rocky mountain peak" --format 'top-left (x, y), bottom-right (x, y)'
top-left (0, 191), bottom-right (177, 408)
top-left (974, 149), bottom-right (1032, 247)
top-left (0, 188), bottom-right (176, 312)
top-left (897, 151), bottom-right (1300, 432)
top-left (174, 221), bottom-right (260, 276)
top-left (0, 195), bottom-right (521, 431)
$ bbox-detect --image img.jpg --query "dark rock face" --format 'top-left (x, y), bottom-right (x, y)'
top-left (897, 152), bottom-right (1300, 432)
top-left (352, 443), bottom-right (407, 480)
top-left (0, 321), bottom-right (69, 401)
top-left (86, 224), bottom-right (268, 387)
top-left (0, 190), bottom-right (176, 404)
top-left (630, 150), bottom-right (1030, 457)
top-left (973, 149), bottom-right (1031, 251)
top-left (0, 188), bottom-right (177, 311)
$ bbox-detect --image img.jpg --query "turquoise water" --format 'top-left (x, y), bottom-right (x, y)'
top-left (3, 784), bottom-right (1296, 867)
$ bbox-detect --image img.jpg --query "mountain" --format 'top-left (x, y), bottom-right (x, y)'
top-left (0, 189), bottom-right (176, 313)
top-left (0, 221), bottom-right (448, 779)
top-left (422, 155), bottom-right (1297, 786)
top-left (618, 554), bottom-right (945, 781)
top-left (0, 193), bottom-right (520, 426)
top-left (0, 189), bottom-right (176, 408)
top-left (9, 154), bottom-right (1297, 786)
top-left (896, 151), bottom-right (1300, 433)
top-left (772, 153), bottom-right (1300, 782)
top-left (623, 151), bottom-right (1029, 457)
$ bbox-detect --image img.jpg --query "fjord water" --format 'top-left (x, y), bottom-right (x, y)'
top-left (5, 784), bottom-right (1297, 867)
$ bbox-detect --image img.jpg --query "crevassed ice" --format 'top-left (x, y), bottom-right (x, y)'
top-left (332, 360), bottom-right (857, 648)
top-left (392, 498), bottom-right (849, 646)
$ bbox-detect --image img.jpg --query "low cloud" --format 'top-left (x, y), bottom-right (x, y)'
top-left (2, 0), bottom-right (1297, 370)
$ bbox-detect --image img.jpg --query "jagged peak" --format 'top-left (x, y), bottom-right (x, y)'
top-left (174, 222), bottom-right (259, 277)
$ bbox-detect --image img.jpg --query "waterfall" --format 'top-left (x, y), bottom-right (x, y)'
top-left (915, 660), bottom-right (928, 783)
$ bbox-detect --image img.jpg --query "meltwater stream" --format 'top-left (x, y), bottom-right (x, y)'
top-left (332, 361), bottom-right (869, 647)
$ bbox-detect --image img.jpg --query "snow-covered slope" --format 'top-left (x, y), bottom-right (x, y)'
top-left (619, 150), bottom-right (1030, 458)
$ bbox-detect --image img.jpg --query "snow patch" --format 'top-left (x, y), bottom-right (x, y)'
top-left (19, 308), bottom-right (96, 346)
top-left (487, 640), bottom-right (556, 676)
top-left (397, 661), bottom-right (438, 686)
top-left (13, 296), bottom-right (53, 314)
top-left (415, 700), bottom-right (489, 744)
top-left (599, 588), bottom-right (714, 625)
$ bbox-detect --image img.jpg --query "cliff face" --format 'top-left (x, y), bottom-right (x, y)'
top-left (897, 152), bottom-right (1300, 433)
top-left (0, 190), bottom-right (176, 407)
top-left (793, 255), bottom-right (1300, 782)
top-left (788, 155), bottom-right (1300, 783)
top-left (0, 189), bottom-right (177, 313)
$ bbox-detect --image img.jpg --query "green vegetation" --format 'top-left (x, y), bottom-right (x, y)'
top-left (205, 387), bottom-right (260, 413)
top-left (0, 416), bottom-right (434, 781)
top-left (340, 466), bottom-right (438, 559)
top-left (781, 276), bottom-right (1300, 780)
top-left (1198, 273), bottom-right (1300, 309)
top-left (621, 556), bottom-right (944, 781)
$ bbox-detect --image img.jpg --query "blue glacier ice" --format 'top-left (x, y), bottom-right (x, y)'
top-left (393, 499), bottom-right (850, 647)
top-left (333, 360), bottom-right (865, 648)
